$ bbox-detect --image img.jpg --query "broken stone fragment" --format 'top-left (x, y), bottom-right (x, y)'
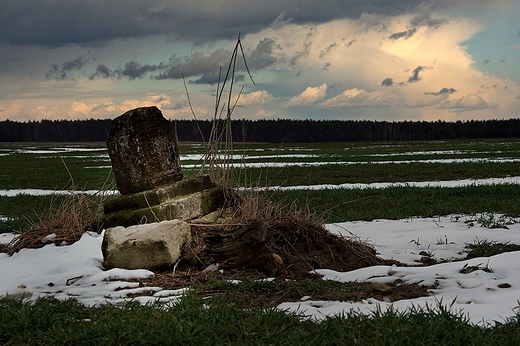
top-left (102, 220), bottom-right (191, 271)
top-left (101, 175), bottom-right (225, 228)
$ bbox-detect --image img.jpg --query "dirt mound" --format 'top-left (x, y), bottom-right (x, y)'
top-left (177, 194), bottom-right (399, 279)
top-left (181, 221), bottom-right (393, 279)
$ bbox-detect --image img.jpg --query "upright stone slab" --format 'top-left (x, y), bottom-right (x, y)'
top-left (106, 106), bottom-right (183, 195)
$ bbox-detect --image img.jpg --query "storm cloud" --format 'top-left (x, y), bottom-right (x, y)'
top-left (85, 38), bottom-right (280, 84)
top-left (381, 77), bottom-right (394, 86)
top-left (0, 0), bottom-right (465, 48)
top-left (407, 66), bottom-right (428, 83)
top-left (46, 57), bottom-right (89, 80)
top-left (424, 87), bottom-right (457, 96)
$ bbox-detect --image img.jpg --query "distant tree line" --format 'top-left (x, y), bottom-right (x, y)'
top-left (2, 118), bottom-right (520, 143)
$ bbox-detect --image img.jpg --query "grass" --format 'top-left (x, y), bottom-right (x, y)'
top-left (0, 195), bottom-right (57, 232)
top-left (3, 139), bottom-right (520, 231)
top-left (0, 144), bottom-right (112, 190)
top-left (240, 161), bottom-right (520, 187)
top-left (2, 139), bottom-right (520, 343)
top-left (464, 239), bottom-right (520, 258)
top-left (1, 295), bottom-right (520, 345)
top-left (267, 183), bottom-right (520, 223)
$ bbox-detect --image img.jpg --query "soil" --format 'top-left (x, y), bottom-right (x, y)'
top-left (130, 203), bottom-right (432, 305)
top-left (181, 211), bottom-right (402, 279)
top-left (131, 269), bottom-right (431, 307)
top-left (8, 196), bottom-right (433, 305)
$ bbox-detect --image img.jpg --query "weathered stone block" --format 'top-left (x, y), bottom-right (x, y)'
top-left (101, 175), bottom-right (225, 228)
top-left (106, 106), bottom-right (183, 195)
top-left (102, 220), bottom-right (191, 271)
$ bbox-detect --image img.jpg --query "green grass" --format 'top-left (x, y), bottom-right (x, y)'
top-left (1, 295), bottom-right (520, 345)
top-left (267, 184), bottom-right (520, 223)
top-left (464, 238), bottom-right (520, 258)
top-left (4, 139), bottom-right (520, 190)
top-left (2, 139), bottom-right (520, 231)
top-left (0, 194), bottom-right (111, 233)
top-left (0, 195), bottom-right (57, 232)
top-left (238, 161), bottom-right (520, 187)
top-left (0, 151), bottom-right (113, 190)
top-left (2, 183), bottom-right (520, 232)
top-left (2, 139), bottom-right (520, 343)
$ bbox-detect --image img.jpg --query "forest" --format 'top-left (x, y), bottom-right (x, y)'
top-left (1, 118), bottom-right (520, 143)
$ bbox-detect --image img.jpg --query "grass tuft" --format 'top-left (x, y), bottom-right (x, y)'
top-left (464, 239), bottom-right (520, 259)
top-left (6, 187), bottom-right (110, 254)
top-left (1, 295), bottom-right (520, 345)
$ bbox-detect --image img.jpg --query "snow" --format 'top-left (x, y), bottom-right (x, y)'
top-left (2, 214), bottom-right (520, 326)
top-left (2, 167), bottom-right (520, 327)
top-left (4, 176), bottom-right (520, 197)
top-left (181, 158), bottom-right (520, 169)
top-left (0, 189), bottom-right (118, 197)
top-left (280, 217), bottom-right (520, 326)
top-left (0, 231), bottom-right (183, 306)
top-left (264, 176), bottom-right (520, 191)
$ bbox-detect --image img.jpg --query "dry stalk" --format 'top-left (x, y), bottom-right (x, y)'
top-left (7, 171), bottom-right (114, 254)
top-left (183, 33), bottom-right (254, 186)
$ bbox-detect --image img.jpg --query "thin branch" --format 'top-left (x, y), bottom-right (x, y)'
top-left (182, 73), bottom-right (206, 143)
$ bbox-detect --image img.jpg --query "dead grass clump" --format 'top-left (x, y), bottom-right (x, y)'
top-left (184, 189), bottom-right (398, 279)
top-left (7, 191), bottom-right (106, 255)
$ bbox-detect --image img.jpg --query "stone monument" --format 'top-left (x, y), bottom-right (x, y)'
top-left (101, 106), bottom-right (225, 270)
top-left (106, 106), bottom-right (183, 195)
top-left (102, 106), bottom-right (225, 228)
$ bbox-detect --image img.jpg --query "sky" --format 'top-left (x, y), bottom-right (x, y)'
top-left (1, 0), bottom-right (519, 123)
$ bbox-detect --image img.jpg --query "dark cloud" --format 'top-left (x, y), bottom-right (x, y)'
top-left (345, 39), bottom-right (358, 48)
top-left (89, 64), bottom-right (112, 80)
top-left (88, 38), bottom-right (281, 84)
top-left (120, 61), bottom-right (163, 80)
top-left (319, 42), bottom-right (338, 59)
top-left (389, 5), bottom-right (448, 41)
top-left (480, 83), bottom-right (498, 91)
top-left (409, 5), bottom-right (448, 29)
top-left (424, 87), bottom-right (457, 96)
top-left (381, 77), bottom-right (394, 86)
top-left (46, 57), bottom-right (88, 80)
top-left (247, 38), bottom-right (279, 69)
top-left (0, 0), bottom-right (448, 48)
top-left (91, 103), bottom-right (114, 112)
top-left (191, 73), bottom-right (245, 85)
top-left (155, 49), bottom-right (231, 82)
top-left (389, 28), bottom-right (417, 40)
top-left (407, 66), bottom-right (427, 83)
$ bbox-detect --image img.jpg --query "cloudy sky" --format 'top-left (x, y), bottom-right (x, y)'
top-left (1, 0), bottom-right (519, 123)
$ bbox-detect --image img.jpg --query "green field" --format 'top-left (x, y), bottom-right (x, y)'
top-left (2, 139), bottom-right (520, 232)
top-left (2, 139), bottom-right (520, 344)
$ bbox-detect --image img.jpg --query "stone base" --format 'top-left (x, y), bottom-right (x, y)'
top-left (102, 220), bottom-right (191, 270)
top-left (101, 175), bottom-right (225, 228)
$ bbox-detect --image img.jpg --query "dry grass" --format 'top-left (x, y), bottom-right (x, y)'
top-left (7, 188), bottom-right (109, 255)
top-left (179, 186), bottom-right (399, 278)
top-left (176, 36), bottom-right (393, 278)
